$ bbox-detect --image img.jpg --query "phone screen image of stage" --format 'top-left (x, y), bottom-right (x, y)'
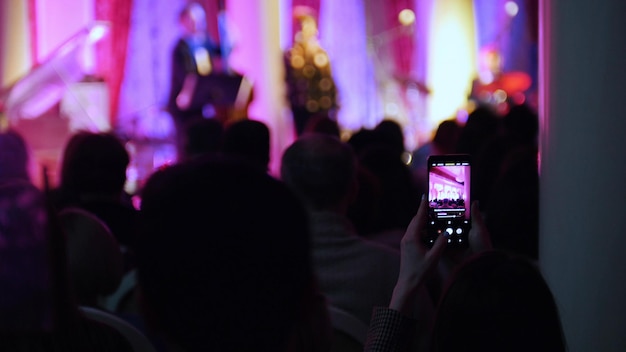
top-left (427, 160), bottom-right (470, 246)
top-left (428, 162), bottom-right (470, 220)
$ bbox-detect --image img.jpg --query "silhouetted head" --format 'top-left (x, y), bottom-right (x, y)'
top-left (503, 103), bottom-right (539, 146)
top-left (183, 118), bottom-right (223, 159)
top-left (59, 132), bottom-right (129, 198)
top-left (281, 134), bottom-right (357, 211)
top-left (456, 106), bottom-right (499, 156)
top-left (432, 119), bottom-right (461, 154)
top-left (221, 119), bottom-right (271, 172)
top-left (347, 128), bottom-right (378, 156)
top-left (0, 129), bottom-right (31, 182)
top-left (432, 250), bottom-right (566, 352)
top-left (374, 119), bottom-right (405, 158)
top-left (179, 2), bottom-right (207, 37)
top-left (358, 144), bottom-right (419, 232)
top-left (136, 156), bottom-right (313, 351)
top-left (303, 114), bottom-right (341, 138)
top-left (485, 145), bottom-right (540, 259)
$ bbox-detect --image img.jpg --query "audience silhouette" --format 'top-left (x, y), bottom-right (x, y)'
top-left (135, 155), bottom-right (330, 351)
top-left (51, 131), bottom-right (138, 271)
top-left (431, 250), bottom-right (565, 352)
top-left (410, 119), bottom-right (461, 195)
top-left (346, 120), bottom-right (419, 250)
top-left (365, 198), bottom-right (566, 352)
top-left (281, 134), bottom-right (400, 327)
top-left (0, 53), bottom-right (548, 351)
top-left (473, 103), bottom-right (540, 259)
top-left (303, 113), bottom-right (341, 138)
top-left (0, 180), bottom-right (133, 350)
top-left (220, 119), bottom-right (271, 173)
top-left (180, 117), bottom-right (224, 161)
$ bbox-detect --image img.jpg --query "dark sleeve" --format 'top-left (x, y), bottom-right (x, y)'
top-left (364, 307), bottom-right (418, 352)
top-left (168, 40), bottom-right (194, 115)
top-left (206, 37), bottom-right (222, 56)
top-left (175, 40), bottom-right (196, 74)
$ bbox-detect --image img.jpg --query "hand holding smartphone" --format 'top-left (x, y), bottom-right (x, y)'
top-left (424, 154), bottom-right (471, 248)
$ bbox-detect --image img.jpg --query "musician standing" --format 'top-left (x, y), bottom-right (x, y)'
top-left (284, 6), bottom-right (338, 136)
top-left (167, 2), bottom-right (221, 154)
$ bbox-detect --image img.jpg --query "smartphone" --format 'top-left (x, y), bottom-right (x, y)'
top-left (424, 154), bottom-right (471, 248)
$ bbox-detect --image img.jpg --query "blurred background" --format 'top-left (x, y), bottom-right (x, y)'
top-left (0, 0), bottom-right (537, 183)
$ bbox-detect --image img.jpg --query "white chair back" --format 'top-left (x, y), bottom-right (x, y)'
top-left (80, 306), bottom-right (156, 352)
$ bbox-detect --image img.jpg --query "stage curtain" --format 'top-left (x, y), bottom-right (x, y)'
top-left (198, 0), bottom-right (222, 44)
top-left (387, 0), bottom-right (415, 79)
top-left (95, 0), bottom-right (133, 125)
top-left (366, 0), bottom-right (416, 80)
top-left (27, 0), bottom-right (38, 64)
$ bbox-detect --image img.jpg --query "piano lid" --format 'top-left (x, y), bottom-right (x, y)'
top-left (0, 21), bottom-right (110, 131)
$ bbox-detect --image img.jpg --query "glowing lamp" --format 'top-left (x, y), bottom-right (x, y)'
top-left (398, 9), bottom-right (416, 26)
top-left (505, 1), bottom-right (519, 17)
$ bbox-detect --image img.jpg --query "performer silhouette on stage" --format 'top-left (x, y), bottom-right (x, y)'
top-left (167, 2), bottom-right (221, 153)
top-left (284, 6), bottom-right (338, 136)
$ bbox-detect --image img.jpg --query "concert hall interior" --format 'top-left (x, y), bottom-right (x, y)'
top-left (1, 1), bottom-right (626, 351)
top-left (1, 0), bottom-right (538, 184)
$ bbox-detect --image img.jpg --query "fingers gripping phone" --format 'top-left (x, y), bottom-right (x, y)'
top-left (424, 154), bottom-right (471, 248)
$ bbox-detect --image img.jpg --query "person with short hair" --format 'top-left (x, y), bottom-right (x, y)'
top-left (281, 134), bottom-right (402, 327)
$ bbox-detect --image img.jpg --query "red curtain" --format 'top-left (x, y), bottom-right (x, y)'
top-left (199, 0), bottom-right (222, 44)
top-left (95, 0), bottom-right (133, 126)
top-left (366, 0), bottom-right (416, 81)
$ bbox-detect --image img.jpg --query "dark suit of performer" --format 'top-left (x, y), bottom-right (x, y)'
top-left (284, 7), bottom-right (338, 136)
top-left (167, 2), bottom-right (221, 154)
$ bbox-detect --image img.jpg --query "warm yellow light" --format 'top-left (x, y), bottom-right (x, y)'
top-left (319, 78), bottom-right (332, 91)
top-left (194, 48), bottom-right (212, 76)
top-left (494, 89), bottom-right (508, 103)
top-left (291, 55), bottom-right (305, 69)
top-left (426, 0), bottom-right (477, 130)
top-left (2, 0), bottom-right (31, 86)
top-left (398, 9), bottom-right (416, 26)
top-left (313, 53), bottom-right (329, 67)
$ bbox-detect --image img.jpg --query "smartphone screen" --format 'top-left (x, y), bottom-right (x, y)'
top-left (425, 154), bottom-right (471, 247)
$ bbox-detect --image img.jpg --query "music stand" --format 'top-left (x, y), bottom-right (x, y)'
top-left (188, 72), bottom-right (252, 123)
